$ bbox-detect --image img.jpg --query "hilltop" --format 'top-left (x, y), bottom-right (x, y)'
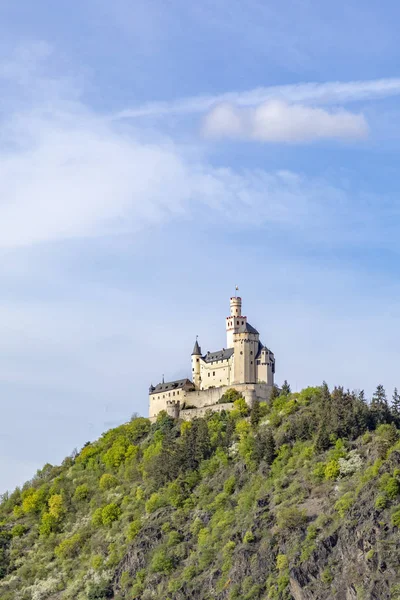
top-left (1, 384), bottom-right (400, 600)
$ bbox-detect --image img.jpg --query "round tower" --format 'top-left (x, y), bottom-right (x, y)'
top-left (226, 296), bottom-right (246, 348)
top-left (191, 339), bottom-right (202, 390)
top-left (230, 296), bottom-right (242, 316)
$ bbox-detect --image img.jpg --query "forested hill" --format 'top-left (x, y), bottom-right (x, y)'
top-left (2, 384), bottom-right (400, 600)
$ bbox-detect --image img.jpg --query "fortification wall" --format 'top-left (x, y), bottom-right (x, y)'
top-left (180, 402), bottom-right (235, 420)
top-left (183, 382), bottom-right (272, 410)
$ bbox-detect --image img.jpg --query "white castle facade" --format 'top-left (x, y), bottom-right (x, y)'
top-left (149, 295), bottom-right (275, 420)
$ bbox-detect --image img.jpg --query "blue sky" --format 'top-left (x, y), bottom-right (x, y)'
top-left (2, 0), bottom-right (400, 493)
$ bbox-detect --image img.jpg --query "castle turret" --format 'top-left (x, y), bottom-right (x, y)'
top-left (226, 296), bottom-right (247, 348)
top-left (191, 339), bottom-right (202, 389)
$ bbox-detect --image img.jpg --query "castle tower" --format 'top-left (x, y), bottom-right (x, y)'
top-left (226, 296), bottom-right (247, 348)
top-left (191, 339), bottom-right (202, 389)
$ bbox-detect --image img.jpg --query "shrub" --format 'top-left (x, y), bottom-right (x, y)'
top-left (74, 484), bottom-right (90, 502)
top-left (145, 492), bottom-right (167, 514)
top-left (218, 388), bottom-right (243, 404)
top-left (126, 519), bottom-right (141, 542)
top-left (334, 492), bottom-right (355, 518)
top-left (92, 507), bottom-right (104, 527)
top-left (48, 494), bottom-right (66, 520)
top-left (87, 581), bottom-right (113, 599)
top-left (375, 494), bottom-right (388, 511)
top-left (276, 554), bottom-right (288, 570)
top-left (243, 530), bottom-right (255, 544)
top-left (383, 477), bottom-right (400, 500)
top-left (11, 524), bottom-right (27, 538)
top-left (101, 503), bottom-right (121, 526)
top-left (276, 506), bottom-right (307, 530)
top-left (391, 506), bottom-right (400, 527)
top-left (150, 548), bottom-right (174, 574)
top-left (55, 533), bottom-right (82, 559)
top-left (39, 512), bottom-right (58, 536)
top-left (324, 460), bottom-right (340, 480)
top-left (99, 474), bottom-right (118, 491)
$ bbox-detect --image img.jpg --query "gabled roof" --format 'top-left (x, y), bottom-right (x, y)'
top-left (202, 348), bottom-right (234, 363)
top-left (150, 378), bottom-right (194, 395)
top-left (192, 340), bottom-right (202, 355)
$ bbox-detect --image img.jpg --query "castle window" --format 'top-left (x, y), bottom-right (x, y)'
top-left (173, 392), bottom-right (175, 396)
top-left (213, 371), bottom-right (215, 376)
top-left (196, 358), bottom-right (199, 362)
top-left (250, 351), bottom-right (253, 355)
top-left (237, 320), bottom-right (239, 325)
top-left (240, 351), bottom-right (243, 355)
top-left (251, 361), bottom-right (253, 365)
top-left (208, 373), bottom-right (210, 377)
top-left (242, 320), bottom-right (244, 324)
top-left (177, 391), bottom-right (179, 395)
top-left (163, 394), bottom-right (165, 398)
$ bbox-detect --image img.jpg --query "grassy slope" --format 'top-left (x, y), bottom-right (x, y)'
top-left (1, 386), bottom-right (400, 600)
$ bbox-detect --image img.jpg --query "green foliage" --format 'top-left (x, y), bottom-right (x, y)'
top-left (11, 524), bottom-right (26, 538)
top-left (243, 530), bottom-right (255, 544)
top-left (1, 385), bottom-right (400, 600)
top-left (218, 388), bottom-right (243, 404)
top-left (126, 519), bottom-right (141, 541)
top-left (150, 548), bottom-right (175, 574)
top-left (55, 533), bottom-right (82, 559)
top-left (375, 494), bottom-right (388, 511)
top-left (391, 506), bottom-right (400, 527)
top-left (334, 492), bottom-right (355, 518)
top-left (145, 492), bottom-right (167, 514)
top-left (276, 554), bottom-right (288, 570)
top-left (276, 507), bottom-right (307, 530)
top-left (73, 483), bottom-right (90, 501)
top-left (99, 473), bottom-right (118, 491)
top-left (101, 503), bottom-right (121, 526)
top-left (324, 460), bottom-right (340, 480)
top-left (231, 398), bottom-right (249, 418)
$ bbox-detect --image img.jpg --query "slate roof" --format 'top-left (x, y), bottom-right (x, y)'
top-left (150, 378), bottom-right (194, 395)
top-left (237, 321), bottom-right (259, 334)
top-left (192, 340), bottom-right (202, 355)
top-left (202, 348), bottom-right (234, 363)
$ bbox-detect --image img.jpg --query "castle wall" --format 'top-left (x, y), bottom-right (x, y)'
top-left (184, 382), bottom-right (272, 409)
top-left (149, 388), bottom-right (190, 419)
top-left (199, 357), bottom-right (233, 390)
top-left (180, 402), bottom-right (235, 420)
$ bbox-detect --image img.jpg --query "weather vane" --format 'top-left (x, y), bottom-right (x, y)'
top-left (235, 285), bottom-right (239, 297)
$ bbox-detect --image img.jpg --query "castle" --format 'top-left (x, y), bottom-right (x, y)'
top-left (149, 295), bottom-right (275, 420)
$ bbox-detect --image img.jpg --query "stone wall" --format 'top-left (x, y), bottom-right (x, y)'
top-left (179, 402), bottom-right (235, 420)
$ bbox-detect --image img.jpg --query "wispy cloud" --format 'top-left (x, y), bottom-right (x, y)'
top-left (203, 100), bottom-right (368, 143)
top-left (115, 78), bottom-right (400, 120)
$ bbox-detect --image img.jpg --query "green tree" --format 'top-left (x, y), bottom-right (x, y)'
top-left (371, 384), bottom-right (390, 425)
top-left (281, 380), bottom-right (291, 395)
top-left (250, 399), bottom-right (261, 428)
top-left (392, 388), bottom-right (400, 419)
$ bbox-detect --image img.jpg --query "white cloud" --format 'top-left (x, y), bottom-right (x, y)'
top-left (116, 78), bottom-right (400, 119)
top-left (203, 100), bottom-right (368, 142)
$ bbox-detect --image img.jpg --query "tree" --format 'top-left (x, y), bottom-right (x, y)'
top-left (250, 399), bottom-right (261, 428)
top-left (392, 388), bottom-right (400, 419)
top-left (264, 429), bottom-right (276, 465)
top-left (269, 385), bottom-right (280, 402)
top-left (371, 384), bottom-right (390, 426)
top-left (281, 380), bottom-right (291, 395)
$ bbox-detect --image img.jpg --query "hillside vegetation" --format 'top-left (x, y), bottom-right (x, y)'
top-left (1, 383), bottom-right (400, 600)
